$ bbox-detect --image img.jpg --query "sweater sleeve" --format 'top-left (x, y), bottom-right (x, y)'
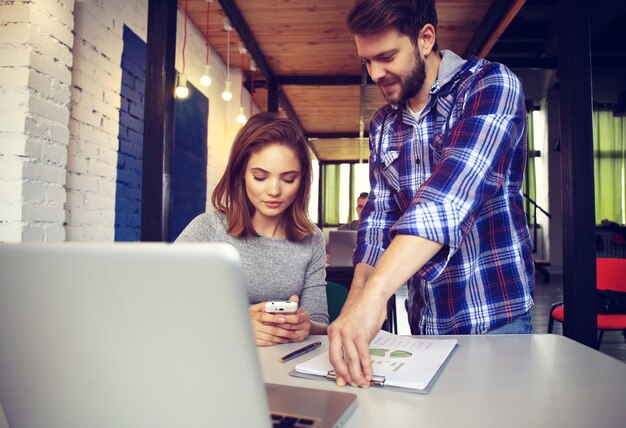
top-left (175, 212), bottom-right (220, 242)
top-left (299, 230), bottom-right (329, 325)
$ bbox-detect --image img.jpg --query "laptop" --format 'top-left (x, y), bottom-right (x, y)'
top-left (0, 243), bottom-right (356, 428)
top-left (327, 231), bottom-right (358, 267)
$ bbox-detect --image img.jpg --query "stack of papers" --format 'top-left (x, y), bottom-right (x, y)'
top-left (293, 330), bottom-right (457, 393)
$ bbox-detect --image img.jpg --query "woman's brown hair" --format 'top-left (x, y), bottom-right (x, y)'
top-left (211, 112), bottom-right (316, 242)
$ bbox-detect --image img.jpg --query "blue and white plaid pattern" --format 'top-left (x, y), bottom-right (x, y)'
top-left (355, 56), bottom-right (535, 334)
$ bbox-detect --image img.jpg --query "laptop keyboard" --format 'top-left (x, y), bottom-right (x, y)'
top-left (271, 413), bottom-right (317, 427)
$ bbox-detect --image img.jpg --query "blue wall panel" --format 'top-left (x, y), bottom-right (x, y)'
top-left (170, 85), bottom-right (208, 242)
top-left (115, 26), bottom-right (146, 241)
top-left (115, 26), bottom-right (209, 242)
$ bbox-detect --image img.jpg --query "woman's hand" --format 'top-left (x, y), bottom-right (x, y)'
top-left (249, 295), bottom-right (312, 346)
top-left (273, 295), bottom-right (312, 342)
top-left (249, 301), bottom-right (293, 346)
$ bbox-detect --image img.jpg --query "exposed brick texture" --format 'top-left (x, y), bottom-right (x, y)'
top-left (0, 0), bottom-right (257, 243)
top-left (0, 0), bottom-right (75, 242)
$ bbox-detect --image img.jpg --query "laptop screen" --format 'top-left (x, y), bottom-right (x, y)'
top-left (0, 243), bottom-right (270, 428)
top-left (0, 243), bottom-right (356, 428)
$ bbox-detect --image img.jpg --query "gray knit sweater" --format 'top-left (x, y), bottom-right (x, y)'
top-left (176, 211), bottom-right (329, 324)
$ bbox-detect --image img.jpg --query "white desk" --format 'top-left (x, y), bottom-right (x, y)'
top-left (258, 334), bottom-right (626, 428)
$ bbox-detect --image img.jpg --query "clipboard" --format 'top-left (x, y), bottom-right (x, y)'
top-left (289, 340), bottom-right (457, 395)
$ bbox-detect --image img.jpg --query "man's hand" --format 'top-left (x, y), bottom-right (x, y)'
top-left (327, 287), bottom-right (387, 387)
top-left (327, 235), bottom-right (443, 387)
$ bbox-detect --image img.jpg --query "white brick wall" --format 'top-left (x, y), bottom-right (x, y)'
top-left (0, 0), bottom-right (75, 242)
top-left (65, 0), bottom-right (139, 241)
top-left (1, 0), bottom-right (258, 242)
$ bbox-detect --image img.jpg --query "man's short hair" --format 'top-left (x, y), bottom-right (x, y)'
top-left (346, 0), bottom-right (438, 51)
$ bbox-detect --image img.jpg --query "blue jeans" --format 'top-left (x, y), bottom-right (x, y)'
top-left (487, 311), bottom-right (533, 334)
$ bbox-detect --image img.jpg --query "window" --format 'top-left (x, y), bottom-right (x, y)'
top-left (524, 101), bottom-right (549, 226)
top-left (320, 162), bottom-right (369, 226)
top-left (308, 159), bottom-right (319, 223)
top-left (593, 108), bottom-right (626, 224)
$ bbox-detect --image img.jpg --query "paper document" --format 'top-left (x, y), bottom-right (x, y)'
top-left (295, 330), bottom-right (457, 392)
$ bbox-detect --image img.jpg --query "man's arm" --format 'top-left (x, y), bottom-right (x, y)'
top-left (328, 234), bottom-right (443, 387)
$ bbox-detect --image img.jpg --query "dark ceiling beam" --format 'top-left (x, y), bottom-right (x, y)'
top-left (589, 0), bottom-right (626, 33)
top-left (490, 41), bottom-right (549, 53)
top-left (487, 54), bottom-right (626, 69)
top-left (243, 79), bottom-right (267, 92)
top-left (246, 75), bottom-right (377, 89)
top-left (541, 4), bottom-right (559, 57)
top-left (217, 0), bottom-right (274, 81)
top-left (479, 0), bottom-right (526, 58)
top-left (217, 0), bottom-right (309, 136)
top-left (590, 40), bottom-right (626, 56)
top-left (267, 80), bottom-right (279, 112)
top-left (590, 56), bottom-right (626, 68)
top-left (464, 0), bottom-right (525, 58)
top-left (485, 56), bottom-right (558, 69)
top-left (542, 3), bottom-right (626, 64)
top-left (491, 38), bottom-right (547, 46)
top-left (497, 21), bottom-right (550, 40)
top-left (277, 75), bottom-right (374, 86)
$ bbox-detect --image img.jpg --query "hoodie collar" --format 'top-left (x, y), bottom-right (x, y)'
top-left (429, 50), bottom-right (474, 96)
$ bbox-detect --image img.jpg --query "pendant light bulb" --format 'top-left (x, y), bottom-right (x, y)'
top-left (236, 106), bottom-right (247, 124)
top-left (175, 73), bottom-right (189, 99)
top-left (200, 64), bottom-right (212, 87)
top-left (221, 80), bottom-right (233, 101)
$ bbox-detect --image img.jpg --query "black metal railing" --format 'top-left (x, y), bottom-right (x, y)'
top-left (523, 193), bottom-right (552, 282)
top-left (523, 193), bottom-right (552, 254)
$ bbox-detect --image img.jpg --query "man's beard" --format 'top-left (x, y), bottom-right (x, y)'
top-left (378, 52), bottom-right (426, 108)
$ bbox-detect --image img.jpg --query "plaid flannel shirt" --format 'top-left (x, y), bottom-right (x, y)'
top-left (355, 51), bottom-right (535, 334)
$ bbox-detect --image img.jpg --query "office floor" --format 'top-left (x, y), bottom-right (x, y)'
top-left (395, 275), bottom-right (626, 364)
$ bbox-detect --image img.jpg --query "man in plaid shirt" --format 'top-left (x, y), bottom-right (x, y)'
top-left (329, 0), bottom-right (535, 388)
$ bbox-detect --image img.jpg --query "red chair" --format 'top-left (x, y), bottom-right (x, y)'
top-left (547, 258), bottom-right (626, 348)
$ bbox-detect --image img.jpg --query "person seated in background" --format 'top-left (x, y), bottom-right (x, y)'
top-left (176, 112), bottom-right (329, 346)
top-left (325, 192), bottom-right (370, 264)
top-left (338, 192), bottom-right (369, 231)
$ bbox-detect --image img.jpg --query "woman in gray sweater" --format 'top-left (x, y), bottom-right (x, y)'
top-left (177, 112), bottom-right (329, 346)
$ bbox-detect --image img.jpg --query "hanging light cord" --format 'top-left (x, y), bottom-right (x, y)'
top-left (240, 52), bottom-right (244, 105)
top-left (182, 0), bottom-right (188, 73)
top-left (249, 60), bottom-right (254, 113)
top-left (226, 27), bottom-right (231, 80)
top-left (205, 0), bottom-right (211, 64)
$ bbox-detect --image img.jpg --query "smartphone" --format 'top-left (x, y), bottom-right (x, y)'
top-left (264, 300), bottom-right (298, 314)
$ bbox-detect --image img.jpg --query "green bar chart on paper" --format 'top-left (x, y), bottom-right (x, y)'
top-left (370, 348), bottom-right (412, 372)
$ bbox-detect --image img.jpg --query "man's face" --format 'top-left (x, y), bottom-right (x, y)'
top-left (355, 28), bottom-right (426, 107)
top-left (355, 196), bottom-right (367, 219)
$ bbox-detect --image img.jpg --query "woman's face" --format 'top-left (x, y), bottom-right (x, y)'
top-left (244, 143), bottom-right (302, 223)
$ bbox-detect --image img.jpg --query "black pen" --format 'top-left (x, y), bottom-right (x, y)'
top-left (279, 341), bottom-right (322, 363)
